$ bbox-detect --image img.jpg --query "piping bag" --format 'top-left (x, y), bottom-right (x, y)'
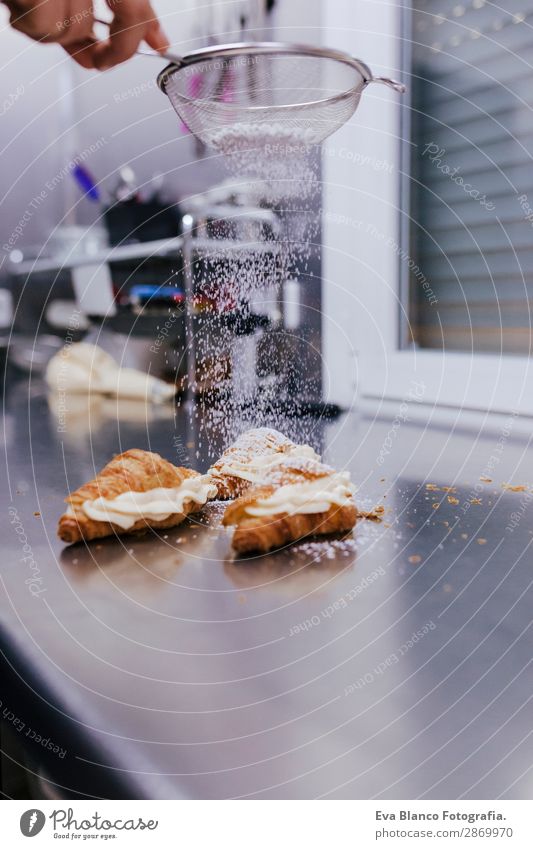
top-left (46, 343), bottom-right (176, 403)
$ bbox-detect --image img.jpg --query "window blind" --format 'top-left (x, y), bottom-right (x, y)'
top-left (407, 0), bottom-right (533, 354)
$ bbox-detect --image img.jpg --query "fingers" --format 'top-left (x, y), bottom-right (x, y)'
top-left (54, 0), bottom-right (95, 47)
top-left (6, 0), bottom-right (66, 43)
top-left (143, 17), bottom-right (170, 54)
top-left (92, 0), bottom-right (170, 70)
top-left (5, 0), bottom-right (95, 46)
top-left (4, 0), bottom-right (170, 70)
top-left (63, 37), bottom-right (99, 69)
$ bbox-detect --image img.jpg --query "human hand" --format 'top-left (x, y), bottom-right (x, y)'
top-left (3, 0), bottom-right (170, 70)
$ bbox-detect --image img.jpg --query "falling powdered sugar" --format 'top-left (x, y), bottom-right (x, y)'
top-left (176, 100), bottom-right (325, 473)
top-left (207, 123), bottom-right (319, 200)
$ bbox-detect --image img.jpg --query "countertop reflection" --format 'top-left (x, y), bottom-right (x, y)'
top-left (2, 375), bottom-right (533, 799)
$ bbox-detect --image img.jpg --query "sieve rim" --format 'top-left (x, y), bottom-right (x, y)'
top-left (164, 87), bottom-right (362, 115)
top-left (157, 41), bottom-right (372, 96)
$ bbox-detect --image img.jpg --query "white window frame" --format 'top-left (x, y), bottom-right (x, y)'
top-left (321, 0), bottom-right (533, 416)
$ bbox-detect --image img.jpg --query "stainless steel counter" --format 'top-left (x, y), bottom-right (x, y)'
top-left (2, 375), bottom-right (533, 799)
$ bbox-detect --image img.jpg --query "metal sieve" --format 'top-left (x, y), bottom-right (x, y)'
top-left (156, 42), bottom-right (405, 149)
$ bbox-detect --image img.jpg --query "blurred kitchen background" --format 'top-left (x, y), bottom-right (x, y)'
top-left (1, 0), bottom-right (533, 416)
top-left (1, 0), bottom-right (328, 414)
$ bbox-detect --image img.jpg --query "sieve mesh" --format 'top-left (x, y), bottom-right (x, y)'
top-left (160, 48), bottom-right (369, 150)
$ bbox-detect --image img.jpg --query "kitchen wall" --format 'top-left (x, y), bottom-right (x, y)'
top-left (0, 7), bottom-right (75, 253)
top-left (321, 0), bottom-right (404, 407)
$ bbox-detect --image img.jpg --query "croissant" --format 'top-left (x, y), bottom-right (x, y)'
top-left (223, 457), bottom-right (357, 554)
top-left (208, 427), bottom-right (320, 499)
top-left (58, 449), bottom-right (216, 544)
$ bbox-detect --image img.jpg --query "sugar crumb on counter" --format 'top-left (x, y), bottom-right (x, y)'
top-left (357, 504), bottom-right (385, 522)
top-left (296, 537), bottom-right (357, 559)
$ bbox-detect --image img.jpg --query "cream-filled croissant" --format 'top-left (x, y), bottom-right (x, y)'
top-left (208, 427), bottom-right (320, 499)
top-left (58, 449), bottom-right (216, 544)
top-left (223, 456), bottom-right (357, 554)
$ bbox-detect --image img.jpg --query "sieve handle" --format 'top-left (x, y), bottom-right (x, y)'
top-left (351, 57), bottom-right (406, 93)
top-left (93, 17), bottom-right (183, 65)
top-left (371, 76), bottom-right (406, 93)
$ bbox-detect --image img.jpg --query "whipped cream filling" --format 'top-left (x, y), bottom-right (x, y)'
top-left (245, 472), bottom-right (355, 517)
top-left (80, 475), bottom-right (216, 530)
top-left (215, 443), bottom-right (319, 484)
